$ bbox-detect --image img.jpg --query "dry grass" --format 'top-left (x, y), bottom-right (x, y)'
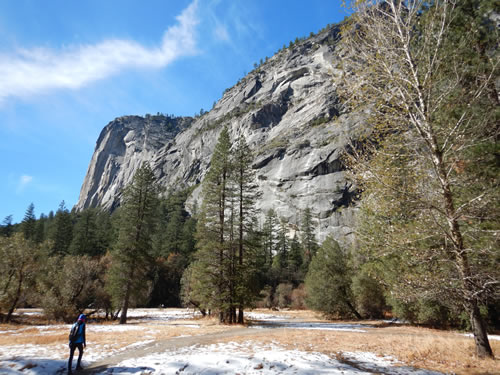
top-left (2, 309), bottom-right (499, 375)
top-left (224, 320), bottom-right (500, 375)
top-left (250, 308), bottom-right (325, 320)
top-left (0, 313), bottom-right (239, 351)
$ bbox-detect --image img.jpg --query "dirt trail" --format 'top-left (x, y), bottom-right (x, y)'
top-left (82, 327), bottom-right (270, 374)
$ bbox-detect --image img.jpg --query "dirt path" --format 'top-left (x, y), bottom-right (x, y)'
top-left (79, 318), bottom-right (375, 374)
top-left (81, 327), bottom-right (270, 374)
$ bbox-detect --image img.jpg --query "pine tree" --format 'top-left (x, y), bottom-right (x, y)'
top-left (50, 201), bottom-right (73, 255)
top-left (233, 134), bottom-right (259, 323)
top-left (262, 209), bottom-right (278, 268)
top-left (108, 163), bottom-right (160, 324)
top-left (1, 215), bottom-right (13, 238)
top-left (69, 208), bottom-right (102, 256)
top-left (305, 236), bottom-right (361, 319)
top-left (95, 209), bottom-right (114, 254)
top-left (44, 210), bottom-right (56, 242)
top-left (21, 203), bottom-right (36, 241)
top-left (180, 260), bottom-right (211, 315)
top-left (34, 214), bottom-right (46, 244)
top-left (180, 214), bottom-right (197, 260)
top-left (184, 130), bottom-right (260, 323)
top-left (300, 208), bottom-right (318, 269)
top-left (150, 190), bottom-right (197, 307)
top-left (288, 235), bottom-right (303, 283)
top-left (273, 217), bottom-right (289, 278)
top-left (193, 126), bottom-right (233, 322)
top-left (153, 191), bottom-right (191, 257)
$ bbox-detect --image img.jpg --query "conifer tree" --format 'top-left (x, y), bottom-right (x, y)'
top-left (305, 236), bottom-right (361, 319)
top-left (233, 134), bottom-right (259, 323)
top-left (50, 201), bottom-right (73, 255)
top-left (150, 190), bottom-right (197, 307)
top-left (273, 217), bottom-right (289, 277)
top-left (69, 208), bottom-right (102, 256)
top-left (185, 130), bottom-right (259, 323)
top-left (108, 163), bottom-right (160, 324)
top-left (180, 260), bottom-right (211, 315)
top-left (1, 215), bottom-right (13, 238)
top-left (95, 210), bottom-right (115, 253)
top-left (34, 214), bottom-right (46, 244)
top-left (193, 126), bottom-right (233, 322)
top-left (262, 209), bottom-right (278, 267)
top-left (288, 235), bottom-right (303, 283)
top-left (153, 191), bottom-right (191, 257)
top-left (21, 203), bottom-right (36, 241)
top-left (180, 214), bottom-right (197, 259)
top-left (300, 208), bottom-right (318, 269)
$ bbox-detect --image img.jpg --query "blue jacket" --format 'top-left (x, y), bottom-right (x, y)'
top-left (70, 321), bottom-right (86, 345)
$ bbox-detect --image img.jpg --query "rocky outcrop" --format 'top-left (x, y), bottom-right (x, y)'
top-left (76, 115), bottom-right (193, 211)
top-left (76, 24), bottom-right (366, 244)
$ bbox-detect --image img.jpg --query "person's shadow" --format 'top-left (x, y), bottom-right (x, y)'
top-left (5, 359), bottom-right (155, 375)
top-left (77, 364), bottom-right (155, 374)
top-left (52, 362), bottom-right (155, 374)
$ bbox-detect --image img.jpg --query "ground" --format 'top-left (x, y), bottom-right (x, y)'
top-left (0, 309), bottom-right (499, 374)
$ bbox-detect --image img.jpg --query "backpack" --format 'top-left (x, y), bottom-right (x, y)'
top-left (69, 322), bottom-right (79, 342)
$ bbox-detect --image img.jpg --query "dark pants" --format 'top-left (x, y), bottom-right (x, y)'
top-left (68, 342), bottom-right (83, 371)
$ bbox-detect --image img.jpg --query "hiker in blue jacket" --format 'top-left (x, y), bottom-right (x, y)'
top-left (68, 314), bottom-right (86, 374)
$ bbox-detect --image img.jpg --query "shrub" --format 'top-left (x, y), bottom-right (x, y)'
top-left (38, 255), bottom-right (106, 322)
top-left (352, 269), bottom-right (386, 319)
top-left (257, 286), bottom-right (273, 309)
top-left (291, 284), bottom-right (307, 309)
top-left (388, 296), bottom-right (454, 328)
top-left (275, 283), bottom-right (293, 308)
top-left (305, 236), bottom-right (361, 319)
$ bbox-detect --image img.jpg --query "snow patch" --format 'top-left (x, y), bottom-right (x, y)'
top-left (102, 341), bottom-right (444, 375)
top-left (462, 333), bottom-right (500, 341)
top-left (250, 320), bottom-right (372, 332)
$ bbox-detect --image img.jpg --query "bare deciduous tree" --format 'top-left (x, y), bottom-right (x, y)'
top-left (0, 234), bottom-right (38, 322)
top-left (340, 0), bottom-right (498, 358)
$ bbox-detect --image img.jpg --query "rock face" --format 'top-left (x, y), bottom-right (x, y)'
top-left (76, 115), bottom-right (194, 211)
top-left (76, 24), bottom-right (365, 244)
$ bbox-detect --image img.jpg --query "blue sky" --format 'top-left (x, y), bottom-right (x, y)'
top-left (0, 0), bottom-right (346, 223)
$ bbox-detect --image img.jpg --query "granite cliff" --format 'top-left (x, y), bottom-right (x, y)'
top-left (76, 24), bottom-right (366, 244)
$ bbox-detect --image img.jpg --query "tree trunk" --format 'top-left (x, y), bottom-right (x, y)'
top-left (344, 293), bottom-right (362, 320)
top-left (119, 279), bottom-right (131, 324)
top-left (469, 302), bottom-right (493, 358)
top-left (112, 309), bottom-right (121, 320)
top-left (238, 180), bottom-right (245, 325)
top-left (432, 146), bottom-right (494, 358)
top-left (5, 269), bottom-right (24, 323)
top-left (455, 248), bottom-right (494, 358)
top-left (238, 306), bottom-right (244, 324)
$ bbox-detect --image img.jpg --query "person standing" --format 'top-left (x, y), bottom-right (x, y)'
top-left (68, 314), bottom-right (86, 374)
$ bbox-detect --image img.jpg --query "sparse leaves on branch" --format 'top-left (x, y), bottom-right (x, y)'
top-left (340, 0), bottom-right (498, 358)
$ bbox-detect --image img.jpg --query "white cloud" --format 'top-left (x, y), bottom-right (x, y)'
top-left (0, 1), bottom-right (199, 102)
top-left (17, 175), bottom-right (33, 192)
top-left (214, 23), bottom-right (230, 42)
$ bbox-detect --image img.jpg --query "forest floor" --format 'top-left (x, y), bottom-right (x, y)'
top-left (0, 308), bottom-right (499, 374)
